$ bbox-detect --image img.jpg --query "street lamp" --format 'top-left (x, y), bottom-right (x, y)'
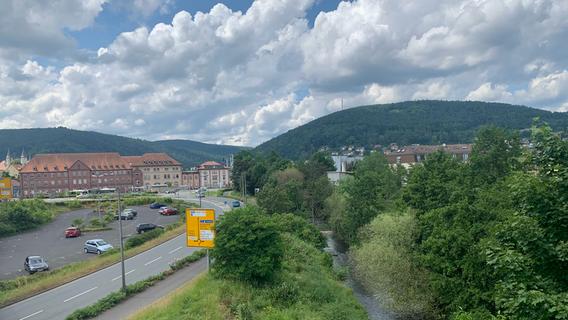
top-left (117, 188), bottom-right (126, 291)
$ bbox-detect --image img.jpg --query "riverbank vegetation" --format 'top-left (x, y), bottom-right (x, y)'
top-left (325, 124), bottom-right (568, 319)
top-left (131, 208), bottom-right (366, 320)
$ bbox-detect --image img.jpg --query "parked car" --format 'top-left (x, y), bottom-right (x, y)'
top-left (136, 223), bottom-right (164, 234)
top-left (149, 202), bottom-right (167, 209)
top-left (159, 207), bottom-right (178, 215)
top-left (84, 239), bottom-right (113, 254)
top-left (122, 208), bottom-right (138, 217)
top-left (64, 226), bottom-right (81, 238)
top-left (24, 256), bottom-right (49, 274)
top-left (114, 211), bottom-right (135, 220)
top-left (232, 200), bottom-right (241, 208)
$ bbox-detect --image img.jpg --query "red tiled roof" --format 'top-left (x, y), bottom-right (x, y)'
top-left (20, 153), bottom-right (130, 173)
top-left (123, 153), bottom-right (181, 166)
top-left (384, 144), bottom-right (472, 156)
top-left (198, 161), bottom-right (225, 169)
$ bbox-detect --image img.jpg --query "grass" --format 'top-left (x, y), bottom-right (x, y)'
top-left (128, 234), bottom-right (367, 320)
top-left (0, 223), bottom-right (185, 307)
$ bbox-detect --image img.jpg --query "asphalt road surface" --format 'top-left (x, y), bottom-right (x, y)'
top-left (0, 205), bottom-right (180, 279)
top-left (0, 196), bottom-right (227, 320)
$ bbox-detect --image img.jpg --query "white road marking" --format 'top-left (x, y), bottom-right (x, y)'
top-left (63, 286), bottom-right (98, 303)
top-left (168, 246), bottom-right (182, 254)
top-left (111, 269), bottom-right (135, 281)
top-left (144, 256), bottom-right (162, 266)
top-left (18, 309), bottom-right (43, 320)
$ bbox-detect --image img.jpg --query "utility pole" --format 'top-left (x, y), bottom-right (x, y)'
top-left (117, 188), bottom-right (126, 292)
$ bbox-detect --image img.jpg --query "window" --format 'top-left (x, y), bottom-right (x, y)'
top-left (396, 156), bottom-right (401, 164)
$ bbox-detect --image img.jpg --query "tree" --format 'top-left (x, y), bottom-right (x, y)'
top-left (332, 152), bottom-right (400, 245)
top-left (403, 151), bottom-right (467, 214)
top-left (212, 207), bottom-right (283, 284)
top-left (303, 175), bottom-right (333, 223)
top-left (470, 126), bottom-right (521, 185)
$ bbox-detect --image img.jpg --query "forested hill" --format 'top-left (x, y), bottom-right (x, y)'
top-left (255, 100), bottom-right (568, 159)
top-left (0, 127), bottom-right (245, 168)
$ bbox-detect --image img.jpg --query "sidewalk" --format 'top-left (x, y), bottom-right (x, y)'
top-left (95, 258), bottom-right (207, 320)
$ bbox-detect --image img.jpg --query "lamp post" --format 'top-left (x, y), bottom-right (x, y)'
top-left (117, 188), bottom-right (126, 292)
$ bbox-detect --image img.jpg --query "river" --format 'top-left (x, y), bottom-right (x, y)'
top-left (323, 231), bottom-right (395, 320)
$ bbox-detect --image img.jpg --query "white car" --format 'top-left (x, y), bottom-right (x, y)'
top-left (84, 239), bottom-right (113, 255)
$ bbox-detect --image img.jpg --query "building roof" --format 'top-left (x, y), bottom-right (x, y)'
top-left (20, 153), bottom-right (130, 173)
top-left (0, 160), bottom-right (6, 171)
top-left (198, 161), bottom-right (226, 169)
top-left (384, 144), bottom-right (472, 156)
top-left (123, 153), bottom-right (181, 167)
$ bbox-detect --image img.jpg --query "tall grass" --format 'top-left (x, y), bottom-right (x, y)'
top-left (350, 211), bottom-right (437, 318)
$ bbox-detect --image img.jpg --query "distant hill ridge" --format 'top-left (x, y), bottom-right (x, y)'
top-left (0, 127), bottom-right (245, 168)
top-left (255, 100), bottom-right (568, 159)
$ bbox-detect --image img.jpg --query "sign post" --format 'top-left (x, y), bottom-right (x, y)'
top-left (0, 178), bottom-right (12, 200)
top-left (186, 208), bottom-right (215, 271)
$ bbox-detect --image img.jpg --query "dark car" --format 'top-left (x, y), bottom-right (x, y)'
top-left (123, 208), bottom-right (138, 217)
top-left (159, 207), bottom-right (178, 216)
top-left (149, 202), bottom-right (166, 209)
top-left (114, 211), bottom-right (134, 220)
top-left (64, 226), bottom-right (81, 238)
top-left (232, 200), bottom-right (241, 208)
top-left (24, 256), bottom-right (49, 274)
top-left (136, 223), bottom-right (164, 234)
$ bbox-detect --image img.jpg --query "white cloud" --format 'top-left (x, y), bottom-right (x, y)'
top-left (1, 0), bottom-right (568, 146)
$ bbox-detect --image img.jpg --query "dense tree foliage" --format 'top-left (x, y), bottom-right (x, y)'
top-left (0, 127), bottom-right (245, 168)
top-left (212, 206), bottom-right (283, 284)
top-left (329, 152), bottom-right (400, 244)
top-left (231, 151), bottom-right (290, 194)
top-left (0, 200), bottom-right (54, 235)
top-left (255, 100), bottom-right (568, 159)
top-left (339, 124), bottom-right (568, 319)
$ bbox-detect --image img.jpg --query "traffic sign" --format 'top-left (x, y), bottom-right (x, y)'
top-left (0, 178), bottom-right (12, 200)
top-left (186, 208), bottom-right (215, 248)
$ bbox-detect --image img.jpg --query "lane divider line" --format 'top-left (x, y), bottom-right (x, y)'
top-left (63, 286), bottom-right (98, 303)
top-left (168, 246), bottom-right (182, 254)
top-left (144, 256), bottom-right (162, 266)
top-left (18, 309), bottom-right (43, 320)
top-left (111, 269), bottom-right (135, 282)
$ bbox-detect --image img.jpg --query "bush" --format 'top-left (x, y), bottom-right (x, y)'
top-left (122, 196), bottom-right (173, 206)
top-left (350, 211), bottom-right (436, 318)
top-left (269, 213), bottom-right (326, 249)
top-left (212, 206), bottom-right (284, 284)
top-left (0, 200), bottom-right (54, 237)
top-left (125, 228), bottom-right (164, 249)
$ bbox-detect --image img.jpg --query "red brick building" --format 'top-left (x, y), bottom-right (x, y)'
top-left (19, 152), bottom-right (180, 198)
top-left (384, 144), bottom-right (472, 167)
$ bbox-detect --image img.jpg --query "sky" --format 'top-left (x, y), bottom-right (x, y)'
top-left (1, 0), bottom-right (568, 147)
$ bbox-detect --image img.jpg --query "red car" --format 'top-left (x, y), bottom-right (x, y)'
top-left (65, 227), bottom-right (81, 238)
top-left (159, 207), bottom-right (178, 216)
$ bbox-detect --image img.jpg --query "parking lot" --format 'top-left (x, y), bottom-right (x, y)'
top-left (0, 204), bottom-right (181, 279)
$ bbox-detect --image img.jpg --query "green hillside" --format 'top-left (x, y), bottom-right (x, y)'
top-left (255, 100), bottom-right (568, 159)
top-left (0, 127), bottom-right (245, 168)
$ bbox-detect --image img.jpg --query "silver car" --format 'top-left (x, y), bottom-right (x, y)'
top-left (84, 239), bottom-right (114, 255)
top-left (24, 256), bottom-right (49, 274)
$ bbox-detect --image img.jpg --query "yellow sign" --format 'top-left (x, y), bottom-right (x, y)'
top-left (186, 208), bottom-right (215, 248)
top-left (0, 178), bottom-right (12, 199)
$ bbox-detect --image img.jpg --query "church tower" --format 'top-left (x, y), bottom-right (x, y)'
top-left (20, 149), bottom-right (27, 165)
top-left (5, 149), bottom-right (11, 165)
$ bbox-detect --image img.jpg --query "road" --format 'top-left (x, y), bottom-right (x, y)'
top-left (0, 205), bottom-right (179, 279)
top-left (0, 193), bottom-right (229, 320)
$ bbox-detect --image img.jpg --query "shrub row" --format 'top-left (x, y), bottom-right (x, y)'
top-left (124, 228), bottom-right (165, 249)
top-left (65, 249), bottom-right (206, 320)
